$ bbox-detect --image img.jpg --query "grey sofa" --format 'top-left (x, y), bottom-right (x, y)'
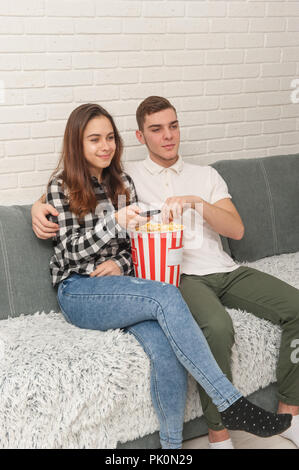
top-left (0, 153), bottom-right (298, 449)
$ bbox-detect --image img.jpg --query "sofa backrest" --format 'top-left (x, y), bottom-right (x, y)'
top-left (212, 153), bottom-right (299, 263)
top-left (0, 153), bottom-right (298, 320)
top-left (0, 205), bottom-right (59, 320)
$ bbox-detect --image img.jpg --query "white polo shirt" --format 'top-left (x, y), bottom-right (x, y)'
top-left (123, 156), bottom-right (239, 276)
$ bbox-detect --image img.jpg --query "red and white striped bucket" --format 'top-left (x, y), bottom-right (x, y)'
top-left (129, 228), bottom-right (184, 287)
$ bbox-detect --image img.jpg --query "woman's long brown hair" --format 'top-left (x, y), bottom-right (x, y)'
top-left (49, 103), bottom-right (130, 219)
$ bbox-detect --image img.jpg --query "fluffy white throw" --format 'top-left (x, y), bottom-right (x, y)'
top-left (0, 252), bottom-right (298, 449)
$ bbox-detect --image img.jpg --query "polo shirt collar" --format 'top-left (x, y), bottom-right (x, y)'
top-left (143, 155), bottom-right (184, 175)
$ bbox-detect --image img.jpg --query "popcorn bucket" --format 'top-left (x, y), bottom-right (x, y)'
top-left (129, 223), bottom-right (184, 287)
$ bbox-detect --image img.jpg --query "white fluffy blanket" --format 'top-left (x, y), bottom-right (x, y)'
top-left (0, 252), bottom-right (298, 449)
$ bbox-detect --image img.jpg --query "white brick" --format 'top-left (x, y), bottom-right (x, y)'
top-left (188, 126), bottom-right (225, 141)
top-left (19, 171), bottom-right (52, 188)
top-left (221, 94), bottom-right (258, 109)
top-left (74, 85), bottom-right (119, 102)
top-left (95, 1), bottom-right (141, 17)
top-left (0, 187), bottom-right (46, 206)
top-left (31, 122), bottom-right (66, 138)
top-left (95, 35), bottom-right (140, 51)
top-left (206, 79), bottom-right (242, 95)
top-left (245, 134), bottom-right (279, 149)
top-left (280, 132), bottom-right (299, 145)
top-left (167, 18), bottom-right (209, 34)
top-left (0, 174), bottom-right (18, 190)
top-left (47, 36), bottom-right (94, 52)
top-left (263, 119), bottom-right (296, 134)
top-left (108, 100), bottom-right (140, 117)
top-left (164, 82), bottom-right (204, 98)
top-left (187, 2), bottom-right (227, 17)
top-left (246, 107), bottom-right (281, 122)
top-left (244, 78), bottom-right (281, 93)
top-left (0, 17), bottom-right (24, 34)
top-left (36, 154), bottom-right (60, 171)
top-left (120, 83), bottom-right (163, 100)
top-left (119, 52), bottom-right (163, 68)
top-left (0, 0), bottom-right (44, 16)
top-left (179, 141), bottom-right (207, 157)
top-left (250, 18), bottom-right (286, 32)
top-left (0, 106), bottom-right (46, 124)
top-left (287, 18), bottom-right (299, 32)
top-left (164, 50), bottom-right (204, 66)
top-left (210, 18), bottom-right (249, 33)
top-left (258, 91), bottom-right (290, 107)
top-left (25, 88), bottom-right (73, 105)
top-left (6, 139), bottom-right (54, 157)
top-left (0, 72), bottom-right (44, 89)
top-left (46, 0), bottom-right (94, 17)
top-left (178, 112), bottom-right (206, 127)
top-left (183, 65), bottom-right (222, 81)
top-left (267, 3), bottom-right (299, 17)
top-left (245, 48), bottom-right (281, 64)
top-left (47, 104), bottom-right (75, 120)
top-left (181, 96), bottom-right (219, 112)
top-left (143, 2), bottom-right (184, 17)
top-left (0, 123), bottom-right (30, 141)
top-left (227, 122), bottom-right (262, 137)
top-left (74, 18), bottom-right (122, 34)
top-left (141, 67), bottom-right (182, 83)
top-left (143, 35), bottom-right (183, 50)
top-left (23, 54), bottom-right (71, 71)
top-left (0, 89), bottom-right (24, 106)
top-left (262, 62), bottom-right (297, 77)
top-left (206, 50), bottom-right (244, 65)
top-left (25, 18), bottom-right (74, 34)
top-left (0, 157), bottom-right (35, 174)
top-left (73, 52), bottom-right (118, 69)
top-left (223, 64), bottom-right (259, 79)
top-left (282, 47), bottom-right (299, 62)
top-left (207, 109), bottom-right (245, 124)
top-left (186, 34), bottom-right (225, 50)
top-left (123, 18), bottom-right (166, 34)
top-left (0, 37), bottom-right (46, 53)
top-left (266, 32), bottom-right (299, 48)
top-left (209, 138), bottom-right (244, 153)
top-left (95, 68), bottom-right (139, 85)
top-left (229, 2), bottom-right (265, 17)
top-left (0, 55), bottom-right (22, 70)
top-left (227, 34), bottom-right (264, 49)
top-left (46, 70), bottom-right (93, 87)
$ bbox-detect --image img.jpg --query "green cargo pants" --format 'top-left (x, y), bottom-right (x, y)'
top-left (179, 266), bottom-right (299, 431)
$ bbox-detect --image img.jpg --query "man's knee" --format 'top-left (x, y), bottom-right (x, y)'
top-left (202, 313), bottom-right (235, 350)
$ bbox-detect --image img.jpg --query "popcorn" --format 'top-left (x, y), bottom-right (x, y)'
top-left (135, 222), bottom-right (184, 233)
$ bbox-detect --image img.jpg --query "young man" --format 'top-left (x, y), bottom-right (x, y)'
top-left (31, 96), bottom-right (299, 449)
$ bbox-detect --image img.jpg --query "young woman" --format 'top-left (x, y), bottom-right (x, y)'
top-left (46, 103), bottom-right (291, 449)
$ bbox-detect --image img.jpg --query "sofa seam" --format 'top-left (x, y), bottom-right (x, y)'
top-left (259, 160), bottom-right (278, 255)
top-left (0, 220), bottom-right (15, 317)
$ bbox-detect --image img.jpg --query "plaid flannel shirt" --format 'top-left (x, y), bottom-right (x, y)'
top-left (46, 173), bottom-right (137, 286)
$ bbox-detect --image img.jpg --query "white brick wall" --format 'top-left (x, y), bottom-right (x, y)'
top-left (0, 0), bottom-right (299, 204)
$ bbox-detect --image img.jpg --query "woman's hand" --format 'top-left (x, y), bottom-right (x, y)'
top-left (31, 199), bottom-right (59, 239)
top-left (90, 260), bottom-right (122, 277)
top-left (115, 204), bottom-right (149, 231)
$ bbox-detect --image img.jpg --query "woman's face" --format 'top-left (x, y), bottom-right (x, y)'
top-left (83, 116), bottom-right (116, 180)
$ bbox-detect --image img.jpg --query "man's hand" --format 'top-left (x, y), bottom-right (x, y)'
top-left (31, 199), bottom-right (59, 240)
top-left (90, 260), bottom-right (122, 277)
top-left (161, 196), bottom-right (202, 223)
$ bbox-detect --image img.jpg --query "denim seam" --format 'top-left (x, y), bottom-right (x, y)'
top-left (126, 328), bottom-right (171, 445)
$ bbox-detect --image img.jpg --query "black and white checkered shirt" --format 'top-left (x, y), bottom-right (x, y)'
top-left (46, 173), bottom-right (137, 286)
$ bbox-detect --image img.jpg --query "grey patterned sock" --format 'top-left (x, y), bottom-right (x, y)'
top-left (220, 397), bottom-right (292, 437)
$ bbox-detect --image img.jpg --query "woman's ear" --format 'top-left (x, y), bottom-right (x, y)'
top-left (136, 129), bottom-right (145, 145)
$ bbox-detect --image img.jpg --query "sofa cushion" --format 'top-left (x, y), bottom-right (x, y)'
top-left (212, 154), bottom-right (299, 262)
top-left (0, 205), bottom-right (59, 320)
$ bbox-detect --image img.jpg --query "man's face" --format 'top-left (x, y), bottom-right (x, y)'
top-left (136, 108), bottom-right (180, 168)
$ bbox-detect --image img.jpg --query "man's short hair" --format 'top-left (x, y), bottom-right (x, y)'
top-left (136, 96), bottom-right (177, 131)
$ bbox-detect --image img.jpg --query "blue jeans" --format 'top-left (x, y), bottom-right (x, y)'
top-left (58, 274), bottom-right (241, 449)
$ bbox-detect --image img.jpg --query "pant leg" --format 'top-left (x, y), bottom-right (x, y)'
top-left (179, 273), bottom-right (235, 431)
top-left (57, 274), bottom-right (241, 412)
top-left (126, 321), bottom-right (187, 449)
top-left (220, 266), bottom-right (299, 406)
